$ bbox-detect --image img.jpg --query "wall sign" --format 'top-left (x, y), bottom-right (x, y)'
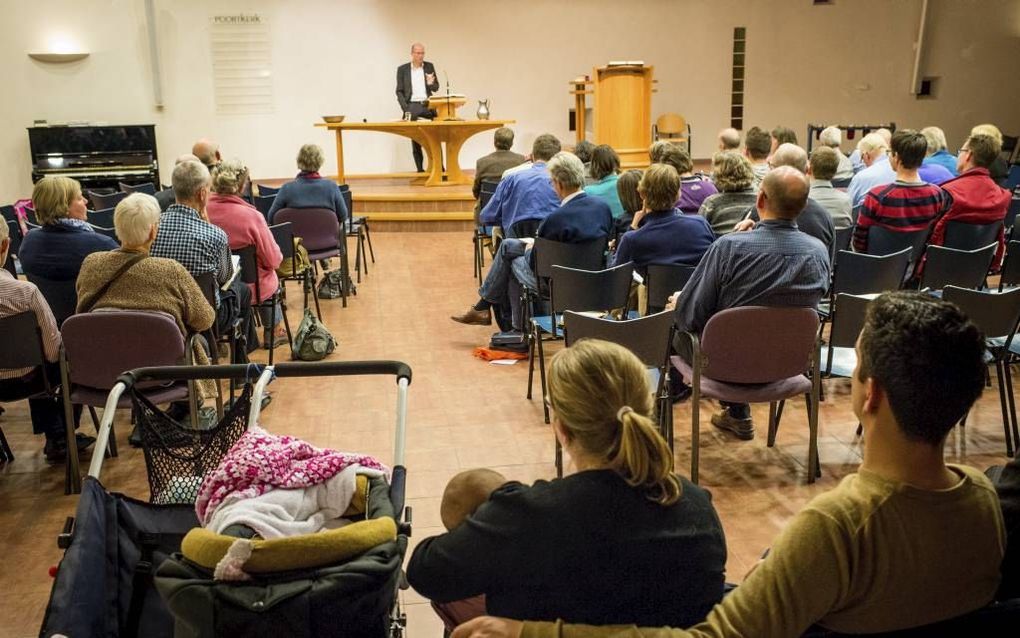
top-left (210, 13), bottom-right (274, 115)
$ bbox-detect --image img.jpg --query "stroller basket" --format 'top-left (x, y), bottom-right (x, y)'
top-left (41, 361), bottom-right (413, 638)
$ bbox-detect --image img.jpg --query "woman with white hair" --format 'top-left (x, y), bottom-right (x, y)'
top-left (266, 143), bottom-right (348, 224)
top-left (920, 126), bottom-right (958, 177)
top-left (207, 159), bottom-right (286, 347)
top-left (76, 193), bottom-right (214, 355)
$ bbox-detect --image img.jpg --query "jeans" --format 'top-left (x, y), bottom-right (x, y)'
top-left (478, 239), bottom-right (538, 331)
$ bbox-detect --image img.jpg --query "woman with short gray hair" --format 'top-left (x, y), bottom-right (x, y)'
top-left (267, 144), bottom-right (348, 224)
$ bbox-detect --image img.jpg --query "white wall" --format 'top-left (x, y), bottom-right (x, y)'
top-left (2, 0), bottom-right (1018, 203)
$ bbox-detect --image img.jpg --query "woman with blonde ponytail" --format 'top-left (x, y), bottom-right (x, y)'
top-left (407, 339), bottom-right (726, 631)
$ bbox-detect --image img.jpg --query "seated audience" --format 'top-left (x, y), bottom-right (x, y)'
top-left (848, 126), bottom-right (892, 175)
top-left (0, 220), bottom-right (93, 461)
top-left (573, 140), bottom-right (596, 184)
top-left (206, 159), bottom-right (286, 348)
top-left (676, 167), bottom-right (829, 440)
top-left (452, 152), bottom-right (612, 332)
top-left (408, 339), bottom-right (726, 629)
top-left (818, 125), bottom-right (854, 180)
top-left (614, 169), bottom-right (644, 233)
top-left (808, 146), bottom-right (853, 229)
top-left (76, 193), bottom-right (215, 387)
top-left (656, 145), bottom-right (718, 214)
top-left (929, 133), bottom-right (1011, 268)
top-left (742, 126), bottom-right (771, 189)
top-left (698, 152), bottom-right (757, 236)
top-left (769, 125), bottom-right (799, 154)
top-left (612, 164), bottom-right (714, 272)
top-left (19, 176), bottom-right (118, 316)
top-left (479, 134), bottom-right (562, 238)
top-left (847, 132), bottom-right (895, 207)
top-left (736, 144), bottom-right (835, 252)
top-left (853, 130), bottom-right (949, 254)
top-left (268, 144), bottom-right (348, 224)
top-left (151, 160), bottom-right (257, 354)
top-left (583, 145), bottom-right (624, 219)
top-left (472, 128), bottom-right (526, 221)
top-left (457, 293), bottom-right (1005, 638)
top-left (155, 154), bottom-right (201, 212)
top-left (972, 123), bottom-right (1010, 186)
top-left (921, 126), bottom-right (958, 177)
top-left (717, 127), bottom-right (741, 151)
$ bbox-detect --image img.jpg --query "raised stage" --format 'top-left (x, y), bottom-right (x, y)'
top-left (259, 172), bottom-right (476, 232)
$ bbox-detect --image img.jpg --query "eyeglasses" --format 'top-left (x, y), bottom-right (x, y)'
top-left (958, 147), bottom-right (971, 155)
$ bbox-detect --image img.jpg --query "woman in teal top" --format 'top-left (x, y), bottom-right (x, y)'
top-left (583, 144), bottom-right (625, 219)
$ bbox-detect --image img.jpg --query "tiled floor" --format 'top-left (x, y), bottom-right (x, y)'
top-left (0, 231), bottom-right (1012, 637)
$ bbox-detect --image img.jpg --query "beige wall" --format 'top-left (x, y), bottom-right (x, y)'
top-left (2, 0), bottom-right (1018, 203)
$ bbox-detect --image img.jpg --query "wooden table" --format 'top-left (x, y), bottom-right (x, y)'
top-left (315, 119), bottom-right (515, 187)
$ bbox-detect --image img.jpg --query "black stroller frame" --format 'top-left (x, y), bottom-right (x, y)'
top-left (41, 361), bottom-right (413, 638)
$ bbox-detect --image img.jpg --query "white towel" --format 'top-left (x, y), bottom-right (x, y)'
top-left (206, 465), bottom-right (384, 539)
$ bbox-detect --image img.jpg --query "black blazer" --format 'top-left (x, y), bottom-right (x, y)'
top-left (396, 61), bottom-right (440, 112)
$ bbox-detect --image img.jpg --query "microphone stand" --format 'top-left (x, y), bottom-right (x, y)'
top-left (444, 71), bottom-right (453, 121)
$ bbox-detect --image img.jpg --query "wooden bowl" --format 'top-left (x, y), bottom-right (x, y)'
top-left (322, 115), bottom-right (346, 124)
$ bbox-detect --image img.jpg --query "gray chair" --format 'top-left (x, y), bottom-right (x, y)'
top-left (233, 244), bottom-right (293, 365)
top-left (255, 184), bottom-right (280, 196)
top-left (87, 207), bottom-right (115, 229)
top-left (821, 293), bottom-right (872, 379)
top-left (818, 248), bottom-right (911, 319)
top-left (25, 273), bottom-right (77, 327)
top-left (646, 264), bottom-right (697, 314)
top-left (920, 244), bottom-right (996, 292)
top-left (865, 225), bottom-right (930, 261)
top-left (89, 224), bottom-right (117, 241)
top-left (473, 179), bottom-right (500, 280)
top-left (562, 310), bottom-right (676, 476)
top-left (524, 236), bottom-right (608, 338)
top-left (59, 311), bottom-right (203, 493)
top-left (341, 185), bottom-right (373, 283)
top-left (833, 226), bottom-right (853, 255)
top-left (119, 182), bottom-right (156, 195)
top-left (0, 311), bottom-right (56, 462)
top-left (943, 220), bottom-right (1003, 251)
top-left (4, 219), bottom-right (21, 277)
top-left (274, 208), bottom-right (351, 308)
top-left (528, 262), bottom-right (633, 424)
top-left (87, 190), bottom-right (127, 211)
top-left (673, 306), bottom-right (821, 484)
top-left (942, 286), bottom-right (1020, 456)
top-left (253, 195), bottom-right (275, 221)
top-left (270, 221), bottom-right (321, 319)
top-left (999, 240), bottom-right (1020, 291)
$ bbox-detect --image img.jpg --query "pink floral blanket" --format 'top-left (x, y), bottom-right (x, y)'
top-left (195, 426), bottom-right (389, 525)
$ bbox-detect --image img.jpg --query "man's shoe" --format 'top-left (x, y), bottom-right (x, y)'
top-left (44, 434), bottom-right (97, 462)
top-left (710, 410), bottom-right (755, 440)
top-left (451, 307), bottom-right (492, 326)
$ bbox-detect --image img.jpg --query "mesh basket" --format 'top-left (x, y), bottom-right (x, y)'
top-left (133, 384), bottom-right (253, 505)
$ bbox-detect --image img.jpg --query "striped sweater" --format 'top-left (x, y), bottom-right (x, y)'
top-left (853, 180), bottom-right (949, 253)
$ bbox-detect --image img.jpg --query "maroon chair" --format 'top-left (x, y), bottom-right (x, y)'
top-left (673, 306), bottom-right (821, 485)
top-left (59, 311), bottom-right (203, 494)
top-left (274, 207), bottom-right (352, 308)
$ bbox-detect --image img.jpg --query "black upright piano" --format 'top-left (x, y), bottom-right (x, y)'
top-left (27, 124), bottom-right (160, 191)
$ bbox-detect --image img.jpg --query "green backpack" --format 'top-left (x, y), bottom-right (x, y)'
top-left (292, 308), bottom-right (336, 361)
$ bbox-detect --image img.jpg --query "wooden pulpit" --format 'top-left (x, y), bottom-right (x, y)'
top-left (428, 94), bottom-right (467, 121)
top-left (569, 64), bottom-right (655, 167)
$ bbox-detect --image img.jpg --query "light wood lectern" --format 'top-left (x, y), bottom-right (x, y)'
top-left (570, 64), bottom-right (655, 167)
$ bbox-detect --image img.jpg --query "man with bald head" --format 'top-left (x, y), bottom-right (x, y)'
top-left (191, 139), bottom-right (221, 169)
top-left (155, 153), bottom-right (201, 211)
top-left (671, 165), bottom-right (830, 439)
top-left (396, 42), bottom-right (440, 172)
top-left (734, 143), bottom-right (835, 253)
top-left (717, 127), bottom-right (741, 151)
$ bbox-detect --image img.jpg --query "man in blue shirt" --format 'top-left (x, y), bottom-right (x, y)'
top-left (921, 126), bottom-right (959, 177)
top-left (479, 134), bottom-right (562, 238)
top-left (453, 152), bottom-right (612, 332)
top-left (671, 166), bottom-right (830, 439)
top-left (847, 133), bottom-right (896, 207)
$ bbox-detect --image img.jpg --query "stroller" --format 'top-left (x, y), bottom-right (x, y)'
top-left (40, 361), bottom-right (413, 638)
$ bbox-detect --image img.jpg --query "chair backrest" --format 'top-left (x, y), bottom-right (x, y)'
top-left (564, 309), bottom-right (674, 369)
top-left (25, 273), bottom-right (77, 327)
top-left (89, 224), bottom-right (117, 241)
top-left (999, 241), bottom-right (1020, 291)
top-left (865, 225), bottom-right (930, 260)
top-left (119, 182), bottom-right (156, 195)
top-left (509, 218), bottom-right (542, 239)
top-left (341, 189), bottom-right (353, 225)
top-left (1006, 192), bottom-right (1020, 232)
top-left (656, 113), bottom-right (687, 136)
top-left (832, 248), bottom-right (911, 296)
top-left (646, 264), bottom-right (696, 313)
top-left (1007, 165), bottom-right (1020, 191)
top-left (833, 227), bottom-right (853, 254)
top-left (943, 286), bottom-right (1020, 340)
top-left (193, 271), bottom-right (218, 309)
top-left (0, 311), bottom-right (48, 370)
top-left (61, 311), bottom-right (186, 390)
top-left (920, 244), bottom-right (996, 291)
top-left (87, 207), bottom-right (115, 229)
top-left (3, 254), bottom-right (15, 278)
top-left (829, 293), bottom-right (872, 349)
top-left (5, 219), bottom-right (22, 256)
top-left (943, 220), bottom-right (1002, 251)
top-left (699, 306), bottom-right (819, 384)
top-left (256, 184), bottom-right (280, 196)
top-left (232, 245), bottom-right (261, 300)
top-left (550, 263), bottom-right (634, 315)
top-left (479, 178), bottom-right (500, 211)
top-left (25, 206), bottom-right (40, 226)
top-left (273, 208), bottom-right (340, 253)
top-left (533, 236), bottom-right (607, 280)
top-left (831, 177), bottom-right (852, 189)
top-left (253, 195), bottom-right (275, 220)
top-left (270, 222), bottom-right (295, 260)
top-left (87, 190), bottom-right (127, 211)
top-left (0, 204), bottom-right (16, 224)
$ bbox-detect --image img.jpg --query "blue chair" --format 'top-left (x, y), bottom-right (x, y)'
top-left (253, 195), bottom-right (275, 220)
top-left (87, 208), bottom-right (115, 229)
top-left (87, 190), bottom-right (127, 210)
top-left (118, 182), bottom-right (156, 195)
top-left (256, 184), bottom-right (280, 196)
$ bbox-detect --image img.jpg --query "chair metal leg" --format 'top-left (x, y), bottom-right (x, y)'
top-left (353, 232), bottom-right (363, 284)
top-left (537, 326), bottom-right (550, 425)
top-left (60, 354), bottom-right (81, 495)
top-left (280, 296), bottom-right (295, 360)
top-left (364, 222), bottom-right (375, 263)
top-left (856, 422), bottom-right (863, 436)
top-left (995, 361), bottom-right (1015, 457)
top-left (340, 249), bottom-right (351, 308)
top-left (0, 425), bottom-right (13, 462)
top-left (360, 229), bottom-right (368, 275)
top-left (526, 327), bottom-right (536, 401)
top-left (1004, 360), bottom-right (1020, 452)
top-left (307, 270), bottom-right (322, 320)
top-left (691, 382), bottom-right (701, 485)
top-left (808, 359), bottom-right (822, 482)
top-left (767, 401), bottom-right (779, 447)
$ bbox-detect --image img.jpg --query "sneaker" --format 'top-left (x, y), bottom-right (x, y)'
top-left (710, 410), bottom-right (755, 440)
top-left (43, 434), bottom-right (97, 462)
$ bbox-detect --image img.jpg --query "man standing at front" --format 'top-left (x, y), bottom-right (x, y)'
top-left (396, 42), bottom-right (440, 173)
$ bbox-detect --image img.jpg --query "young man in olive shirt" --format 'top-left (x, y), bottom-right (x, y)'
top-left (454, 292), bottom-right (1006, 638)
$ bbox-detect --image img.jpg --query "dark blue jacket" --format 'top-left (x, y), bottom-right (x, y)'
top-left (612, 210), bottom-right (715, 270)
top-left (19, 223), bottom-right (118, 281)
top-left (536, 192), bottom-right (613, 243)
top-left (268, 176), bottom-right (348, 223)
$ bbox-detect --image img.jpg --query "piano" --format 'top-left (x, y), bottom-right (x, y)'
top-left (28, 124), bottom-right (161, 191)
